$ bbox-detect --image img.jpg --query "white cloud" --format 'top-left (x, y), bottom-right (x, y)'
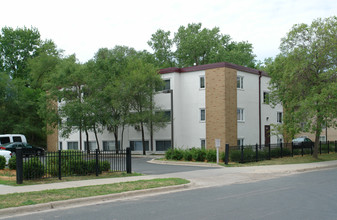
top-left (1, 0), bottom-right (336, 64)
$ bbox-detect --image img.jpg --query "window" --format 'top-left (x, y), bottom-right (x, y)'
top-left (237, 138), bottom-right (244, 146)
top-left (0, 137), bottom-right (10, 144)
top-left (156, 79), bottom-right (170, 91)
top-left (130, 141), bottom-right (149, 151)
top-left (201, 139), bottom-right (206, 149)
top-left (156, 140), bottom-right (171, 151)
top-left (263, 92), bottom-right (270, 104)
top-left (103, 141), bottom-right (120, 151)
top-left (237, 108), bottom-right (244, 122)
top-left (277, 112), bottom-right (283, 123)
top-left (200, 109), bottom-right (205, 121)
top-left (155, 110), bottom-right (171, 121)
top-left (200, 76), bottom-right (205, 89)
top-left (67, 142), bottom-right (78, 150)
top-left (237, 76), bottom-right (243, 89)
top-left (13, 136), bottom-right (22, 142)
top-left (84, 141), bottom-right (97, 151)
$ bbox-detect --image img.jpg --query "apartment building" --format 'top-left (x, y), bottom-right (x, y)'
top-left (47, 62), bottom-right (283, 152)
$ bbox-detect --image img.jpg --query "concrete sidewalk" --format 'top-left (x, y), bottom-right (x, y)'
top-left (1, 159), bottom-right (337, 195)
top-left (0, 160), bottom-right (337, 218)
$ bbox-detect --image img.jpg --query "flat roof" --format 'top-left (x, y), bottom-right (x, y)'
top-left (159, 62), bottom-right (269, 77)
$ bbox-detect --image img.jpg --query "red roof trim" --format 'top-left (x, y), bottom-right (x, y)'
top-left (159, 62), bottom-right (269, 77)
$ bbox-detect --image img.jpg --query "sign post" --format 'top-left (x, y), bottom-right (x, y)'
top-left (215, 139), bottom-right (220, 164)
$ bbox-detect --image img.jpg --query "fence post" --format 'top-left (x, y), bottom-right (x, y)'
top-left (224, 144), bottom-right (229, 165)
top-left (58, 150), bottom-right (62, 180)
top-left (255, 144), bottom-right (258, 162)
top-left (301, 143), bottom-right (304, 157)
top-left (335, 140), bottom-right (337, 153)
top-left (328, 141), bottom-right (330, 154)
top-left (95, 149), bottom-right (99, 176)
top-left (280, 142), bottom-right (283, 158)
top-left (16, 148), bottom-right (23, 184)
top-left (291, 142), bottom-right (294, 157)
top-left (240, 146), bottom-right (244, 163)
top-left (268, 144), bottom-right (271, 160)
top-left (126, 147), bottom-right (132, 174)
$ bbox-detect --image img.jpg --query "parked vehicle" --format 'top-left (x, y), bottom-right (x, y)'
top-left (0, 134), bottom-right (27, 145)
top-left (0, 142), bottom-right (44, 156)
top-left (292, 137), bottom-right (314, 148)
top-left (0, 149), bottom-right (12, 164)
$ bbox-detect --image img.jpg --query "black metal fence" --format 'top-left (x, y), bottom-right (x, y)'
top-left (16, 148), bottom-right (132, 184)
top-left (228, 141), bottom-right (337, 163)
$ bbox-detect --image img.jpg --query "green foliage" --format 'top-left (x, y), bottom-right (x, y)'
top-left (229, 150), bottom-right (241, 162)
top-left (8, 156), bottom-right (16, 170)
top-left (0, 156), bottom-right (6, 169)
top-left (183, 150), bottom-right (193, 161)
top-left (165, 148), bottom-right (173, 160)
top-left (170, 149), bottom-right (184, 160)
top-left (148, 23), bottom-right (256, 68)
top-left (205, 149), bottom-right (217, 162)
top-left (190, 148), bottom-right (206, 162)
top-left (23, 158), bottom-right (45, 179)
top-left (266, 16), bottom-right (337, 157)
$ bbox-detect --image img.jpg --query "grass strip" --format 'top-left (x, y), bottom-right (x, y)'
top-left (0, 172), bottom-right (141, 186)
top-left (226, 153), bottom-right (337, 167)
top-left (0, 178), bottom-right (189, 209)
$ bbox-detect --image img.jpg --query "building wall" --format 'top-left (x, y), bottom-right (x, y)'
top-left (205, 67), bottom-right (237, 151)
top-left (52, 63), bottom-right (285, 152)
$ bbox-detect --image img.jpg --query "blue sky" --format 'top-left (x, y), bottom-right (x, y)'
top-left (1, 0), bottom-right (336, 64)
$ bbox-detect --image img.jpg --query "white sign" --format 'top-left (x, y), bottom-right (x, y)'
top-left (215, 139), bottom-right (220, 148)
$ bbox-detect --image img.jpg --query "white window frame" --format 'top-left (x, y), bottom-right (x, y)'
top-left (277, 112), bottom-right (283, 123)
top-left (263, 91), bottom-right (270, 104)
top-left (67, 141), bottom-right (78, 150)
top-left (237, 76), bottom-right (243, 89)
top-left (84, 141), bottom-right (97, 151)
top-left (200, 76), bottom-right (205, 89)
top-left (200, 108), bottom-right (206, 122)
top-left (237, 108), bottom-right (244, 122)
top-left (201, 139), bottom-right (206, 149)
top-left (237, 138), bottom-right (244, 146)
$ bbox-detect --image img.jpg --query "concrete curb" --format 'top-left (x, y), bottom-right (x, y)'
top-left (0, 183), bottom-right (193, 218)
top-left (148, 159), bottom-right (223, 167)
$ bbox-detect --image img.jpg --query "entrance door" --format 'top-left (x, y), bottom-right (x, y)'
top-left (265, 125), bottom-right (270, 145)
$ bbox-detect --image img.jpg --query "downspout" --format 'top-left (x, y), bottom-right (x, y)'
top-left (258, 71), bottom-right (262, 147)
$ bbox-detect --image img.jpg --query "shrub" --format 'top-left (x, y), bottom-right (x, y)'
top-left (100, 160), bottom-right (110, 172)
top-left (183, 150), bottom-right (193, 161)
top-left (8, 156), bottom-right (16, 170)
top-left (23, 157), bottom-right (45, 179)
top-left (165, 148), bottom-right (173, 160)
top-left (171, 149), bottom-right (184, 160)
top-left (0, 156), bottom-right (5, 169)
top-left (191, 148), bottom-right (206, 162)
top-left (229, 150), bottom-right (241, 162)
top-left (206, 149), bottom-right (217, 162)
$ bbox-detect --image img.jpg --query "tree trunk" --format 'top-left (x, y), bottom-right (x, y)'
top-left (141, 122), bottom-right (146, 155)
top-left (93, 126), bottom-right (99, 151)
top-left (85, 129), bottom-right (89, 152)
top-left (113, 126), bottom-right (119, 152)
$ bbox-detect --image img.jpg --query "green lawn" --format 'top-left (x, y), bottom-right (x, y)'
top-left (226, 152), bottom-right (337, 166)
top-left (0, 178), bottom-right (189, 209)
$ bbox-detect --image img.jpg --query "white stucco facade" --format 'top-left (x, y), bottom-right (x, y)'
top-left (57, 62), bottom-right (283, 152)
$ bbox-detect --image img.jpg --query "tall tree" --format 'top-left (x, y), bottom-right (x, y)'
top-left (148, 23), bottom-right (256, 68)
top-left (147, 29), bottom-right (175, 68)
top-left (126, 58), bottom-right (166, 155)
top-left (0, 26), bottom-right (41, 81)
top-left (267, 16), bottom-right (337, 158)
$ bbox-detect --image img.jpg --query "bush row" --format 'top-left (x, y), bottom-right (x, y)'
top-left (165, 148), bottom-right (225, 162)
top-left (165, 147), bottom-right (299, 163)
top-left (5, 151), bottom-right (111, 179)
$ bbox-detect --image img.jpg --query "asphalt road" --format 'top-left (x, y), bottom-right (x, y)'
top-left (6, 167), bottom-right (337, 220)
top-left (131, 157), bottom-right (221, 174)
